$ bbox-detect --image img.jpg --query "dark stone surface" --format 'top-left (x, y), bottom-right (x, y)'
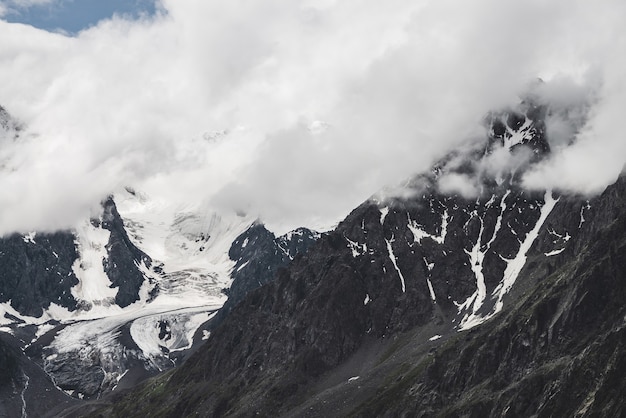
top-left (0, 232), bottom-right (79, 317)
top-left (100, 197), bottom-right (152, 308)
top-left (212, 223), bottom-right (319, 328)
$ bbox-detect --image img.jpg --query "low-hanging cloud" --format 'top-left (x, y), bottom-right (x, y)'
top-left (0, 0), bottom-right (624, 235)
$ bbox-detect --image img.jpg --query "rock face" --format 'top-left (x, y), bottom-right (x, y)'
top-left (0, 232), bottom-right (79, 317)
top-left (88, 104), bottom-right (626, 417)
top-left (0, 195), bottom-right (154, 404)
top-left (353, 175), bottom-right (626, 418)
top-left (0, 198), bottom-right (150, 319)
top-left (100, 197), bottom-right (153, 308)
top-left (213, 224), bottom-right (320, 328)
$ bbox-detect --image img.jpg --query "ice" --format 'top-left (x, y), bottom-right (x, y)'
top-left (112, 189), bottom-right (255, 312)
top-left (385, 236), bottom-right (406, 292)
top-left (129, 309), bottom-right (214, 359)
top-left (49, 303), bottom-right (221, 379)
top-left (114, 190), bottom-right (253, 280)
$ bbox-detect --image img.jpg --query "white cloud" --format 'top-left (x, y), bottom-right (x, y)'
top-left (437, 173), bottom-right (480, 200)
top-left (0, 0), bottom-right (624, 235)
top-left (0, 0), bottom-right (56, 16)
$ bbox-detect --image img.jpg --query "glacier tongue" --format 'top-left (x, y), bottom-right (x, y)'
top-left (114, 189), bottom-right (254, 303)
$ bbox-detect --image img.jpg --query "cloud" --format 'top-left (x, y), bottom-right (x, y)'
top-left (0, 0), bottom-right (624, 235)
top-left (0, 0), bottom-right (56, 16)
top-left (437, 173), bottom-right (480, 200)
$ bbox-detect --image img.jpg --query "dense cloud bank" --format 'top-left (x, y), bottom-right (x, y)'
top-left (0, 0), bottom-right (624, 235)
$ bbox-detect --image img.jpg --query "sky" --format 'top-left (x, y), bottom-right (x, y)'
top-left (0, 0), bottom-right (625, 235)
top-left (0, 0), bottom-right (156, 34)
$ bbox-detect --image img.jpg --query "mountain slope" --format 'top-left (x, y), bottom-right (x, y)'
top-left (88, 172), bottom-right (625, 418)
top-left (78, 102), bottom-right (626, 418)
top-left (349, 174), bottom-right (626, 417)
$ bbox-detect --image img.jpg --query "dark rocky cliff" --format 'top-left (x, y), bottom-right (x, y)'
top-left (0, 232), bottom-right (79, 317)
top-left (0, 197), bottom-right (150, 319)
top-left (213, 224), bottom-right (320, 328)
top-left (100, 197), bottom-right (153, 307)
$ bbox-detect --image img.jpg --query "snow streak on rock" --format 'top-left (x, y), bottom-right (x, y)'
top-left (385, 236), bottom-right (406, 293)
top-left (492, 191), bottom-right (559, 313)
top-left (379, 207), bottom-right (389, 225)
top-left (407, 210), bottom-right (448, 245)
top-left (457, 191), bottom-right (510, 329)
top-left (345, 235), bottom-right (367, 258)
top-left (20, 372), bottom-right (29, 418)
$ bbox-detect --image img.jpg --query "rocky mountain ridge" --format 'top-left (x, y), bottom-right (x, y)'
top-left (83, 101), bottom-right (626, 417)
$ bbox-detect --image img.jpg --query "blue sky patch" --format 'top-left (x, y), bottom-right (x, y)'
top-left (1, 0), bottom-right (158, 34)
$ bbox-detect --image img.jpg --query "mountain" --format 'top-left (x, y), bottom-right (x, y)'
top-left (0, 102), bottom-right (321, 416)
top-left (82, 102), bottom-right (626, 417)
top-left (0, 191), bottom-right (320, 414)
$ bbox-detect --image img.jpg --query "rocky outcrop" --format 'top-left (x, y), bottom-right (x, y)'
top-left (213, 224), bottom-right (320, 327)
top-left (0, 232), bottom-right (79, 317)
top-left (0, 197), bottom-right (151, 319)
top-left (99, 197), bottom-right (152, 307)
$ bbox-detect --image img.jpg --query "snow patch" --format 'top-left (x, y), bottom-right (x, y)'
top-left (130, 309), bottom-right (213, 359)
top-left (385, 236), bottom-right (406, 293)
top-left (429, 335), bottom-right (442, 341)
top-left (457, 191), bottom-right (510, 329)
top-left (503, 116), bottom-right (534, 150)
top-left (379, 207), bottom-right (389, 225)
top-left (71, 220), bottom-right (117, 307)
top-left (408, 209), bottom-right (448, 245)
top-left (22, 232), bottom-right (36, 244)
top-left (579, 201), bottom-right (591, 228)
top-left (427, 279), bottom-right (437, 302)
top-left (544, 248), bottom-right (565, 257)
top-left (492, 191), bottom-right (559, 313)
top-left (345, 235), bottom-right (367, 258)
